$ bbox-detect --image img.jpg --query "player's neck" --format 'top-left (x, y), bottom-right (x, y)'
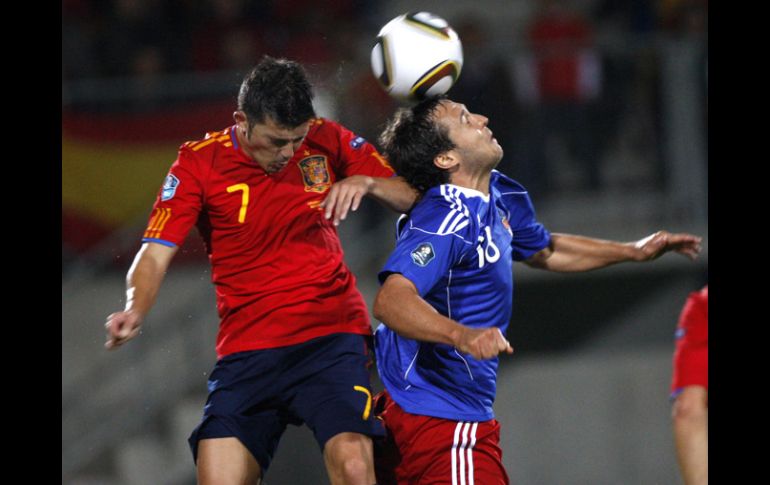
top-left (233, 128), bottom-right (250, 158)
top-left (233, 126), bottom-right (270, 169)
top-left (449, 171), bottom-right (491, 196)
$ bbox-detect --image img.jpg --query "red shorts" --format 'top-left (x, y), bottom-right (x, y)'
top-left (670, 287), bottom-right (708, 398)
top-left (373, 391), bottom-right (509, 485)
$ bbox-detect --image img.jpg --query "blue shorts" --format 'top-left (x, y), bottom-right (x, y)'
top-left (188, 333), bottom-right (384, 471)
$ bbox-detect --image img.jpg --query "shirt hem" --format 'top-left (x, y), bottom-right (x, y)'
top-left (389, 391), bottom-right (495, 422)
top-left (216, 325), bottom-right (372, 358)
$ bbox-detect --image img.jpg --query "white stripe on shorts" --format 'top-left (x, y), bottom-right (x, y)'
top-left (468, 422), bottom-right (478, 485)
top-left (452, 421), bottom-right (477, 485)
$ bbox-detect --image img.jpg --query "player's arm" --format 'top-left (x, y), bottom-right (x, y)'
top-left (320, 175), bottom-right (418, 226)
top-left (105, 242), bottom-right (178, 349)
top-left (373, 273), bottom-right (513, 360)
top-left (524, 231), bottom-right (702, 273)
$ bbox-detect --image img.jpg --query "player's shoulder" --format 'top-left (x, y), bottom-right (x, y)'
top-left (174, 126), bottom-right (238, 177)
top-left (491, 170), bottom-right (529, 196)
top-left (180, 126), bottom-right (234, 153)
top-left (310, 117), bottom-right (334, 130)
top-left (300, 117), bottom-right (340, 149)
top-left (306, 117), bottom-right (364, 145)
top-left (692, 285), bottom-right (708, 305)
top-left (305, 118), bottom-right (377, 161)
top-left (178, 127), bottom-right (234, 160)
top-left (305, 117), bottom-right (336, 139)
top-left (406, 184), bottom-right (483, 238)
top-left (490, 169), bottom-right (540, 216)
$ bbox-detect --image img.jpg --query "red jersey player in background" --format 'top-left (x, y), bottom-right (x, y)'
top-left (104, 56), bottom-right (417, 485)
top-left (670, 285), bottom-right (708, 485)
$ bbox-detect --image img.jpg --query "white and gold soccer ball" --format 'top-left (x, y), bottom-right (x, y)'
top-left (371, 12), bottom-right (464, 104)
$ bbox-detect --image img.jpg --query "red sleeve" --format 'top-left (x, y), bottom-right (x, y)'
top-left (326, 120), bottom-right (395, 179)
top-left (677, 285), bottom-right (708, 345)
top-left (141, 146), bottom-right (205, 247)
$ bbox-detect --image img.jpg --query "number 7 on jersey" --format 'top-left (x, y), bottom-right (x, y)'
top-left (227, 183), bottom-right (249, 223)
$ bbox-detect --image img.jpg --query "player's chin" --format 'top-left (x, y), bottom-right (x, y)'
top-left (267, 162), bottom-right (289, 173)
top-left (492, 148), bottom-right (504, 168)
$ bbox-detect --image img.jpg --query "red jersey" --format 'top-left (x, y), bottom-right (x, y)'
top-left (676, 286), bottom-right (708, 346)
top-left (142, 118), bottom-right (396, 358)
top-left (529, 12), bottom-right (596, 101)
top-left (671, 285), bottom-right (708, 393)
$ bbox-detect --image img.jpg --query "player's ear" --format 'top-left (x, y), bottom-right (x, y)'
top-left (434, 152), bottom-right (458, 171)
top-left (233, 111), bottom-right (247, 130)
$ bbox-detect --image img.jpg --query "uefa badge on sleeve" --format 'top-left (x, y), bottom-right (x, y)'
top-left (161, 174), bottom-right (180, 201)
top-left (350, 136), bottom-right (366, 149)
top-left (410, 242), bottom-right (435, 267)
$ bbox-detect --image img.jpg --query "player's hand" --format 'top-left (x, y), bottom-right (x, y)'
top-left (456, 327), bottom-right (514, 360)
top-left (105, 310), bottom-right (143, 350)
top-left (320, 175), bottom-right (374, 226)
top-left (632, 231), bottom-right (703, 261)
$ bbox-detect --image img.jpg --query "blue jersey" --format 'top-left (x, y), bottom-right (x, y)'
top-left (374, 171), bottom-right (551, 421)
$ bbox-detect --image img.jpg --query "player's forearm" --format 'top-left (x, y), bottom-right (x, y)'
top-left (124, 243), bottom-right (177, 318)
top-left (367, 176), bottom-right (419, 213)
top-left (125, 264), bottom-right (163, 318)
top-left (533, 233), bottom-right (638, 272)
top-left (373, 276), bottom-right (465, 346)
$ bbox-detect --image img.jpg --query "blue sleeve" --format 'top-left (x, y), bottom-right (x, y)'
top-left (379, 199), bottom-right (475, 296)
top-left (492, 171), bottom-right (552, 261)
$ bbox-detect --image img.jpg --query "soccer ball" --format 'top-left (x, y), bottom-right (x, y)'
top-left (371, 12), bottom-right (463, 104)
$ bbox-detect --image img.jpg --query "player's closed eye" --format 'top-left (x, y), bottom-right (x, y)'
top-left (272, 136), bottom-right (304, 148)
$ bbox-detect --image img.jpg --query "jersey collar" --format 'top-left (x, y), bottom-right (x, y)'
top-left (444, 183), bottom-right (490, 202)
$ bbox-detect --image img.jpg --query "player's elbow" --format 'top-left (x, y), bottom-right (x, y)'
top-left (373, 287), bottom-right (390, 323)
top-left (524, 248), bottom-right (551, 270)
top-left (375, 273), bottom-right (418, 325)
top-left (373, 277), bottom-right (401, 324)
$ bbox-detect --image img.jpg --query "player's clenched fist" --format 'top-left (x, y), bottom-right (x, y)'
top-left (105, 310), bottom-right (143, 350)
top-left (456, 327), bottom-right (513, 360)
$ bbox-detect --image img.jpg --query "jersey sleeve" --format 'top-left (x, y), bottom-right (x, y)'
top-left (326, 120), bottom-right (396, 179)
top-left (677, 286), bottom-right (708, 344)
top-left (492, 170), bottom-right (552, 261)
top-left (379, 197), bottom-right (475, 296)
top-left (141, 146), bottom-right (205, 247)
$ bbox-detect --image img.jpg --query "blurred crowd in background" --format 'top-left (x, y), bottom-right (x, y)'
top-left (62, 0), bottom-right (707, 267)
top-left (62, 0), bottom-right (706, 85)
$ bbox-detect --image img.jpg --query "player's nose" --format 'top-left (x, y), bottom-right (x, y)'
top-left (473, 113), bottom-right (489, 127)
top-left (279, 143), bottom-right (295, 160)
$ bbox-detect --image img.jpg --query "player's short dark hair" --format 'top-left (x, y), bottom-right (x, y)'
top-left (238, 56), bottom-right (316, 128)
top-left (378, 96), bottom-right (455, 195)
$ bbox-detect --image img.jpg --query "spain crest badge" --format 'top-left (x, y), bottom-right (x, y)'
top-left (298, 155), bottom-right (332, 193)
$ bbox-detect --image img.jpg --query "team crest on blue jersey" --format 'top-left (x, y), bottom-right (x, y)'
top-left (298, 155), bottom-right (332, 193)
top-left (498, 208), bottom-right (512, 235)
top-left (411, 242), bottom-right (436, 267)
top-left (350, 136), bottom-right (366, 149)
top-left (161, 174), bottom-right (180, 201)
